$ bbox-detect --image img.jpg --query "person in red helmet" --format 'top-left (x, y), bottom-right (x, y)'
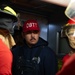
top-left (62, 19), bottom-right (75, 65)
top-left (56, 19), bottom-right (75, 75)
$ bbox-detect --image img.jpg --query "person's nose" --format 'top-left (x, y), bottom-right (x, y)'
top-left (31, 32), bottom-right (35, 37)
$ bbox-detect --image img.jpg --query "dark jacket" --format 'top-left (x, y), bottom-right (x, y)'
top-left (12, 37), bottom-right (58, 75)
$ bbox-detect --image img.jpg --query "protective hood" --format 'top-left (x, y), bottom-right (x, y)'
top-left (0, 18), bottom-right (15, 34)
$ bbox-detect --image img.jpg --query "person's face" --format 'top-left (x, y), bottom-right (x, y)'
top-left (23, 30), bottom-right (40, 47)
top-left (66, 28), bottom-right (75, 49)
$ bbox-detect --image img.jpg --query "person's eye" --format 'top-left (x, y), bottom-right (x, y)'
top-left (33, 30), bottom-right (39, 34)
top-left (26, 31), bottom-right (32, 34)
top-left (68, 33), bottom-right (73, 36)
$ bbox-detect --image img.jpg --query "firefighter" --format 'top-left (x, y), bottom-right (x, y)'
top-left (0, 5), bottom-right (17, 75)
top-left (56, 19), bottom-right (75, 75)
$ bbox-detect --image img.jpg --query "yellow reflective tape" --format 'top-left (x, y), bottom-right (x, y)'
top-left (65, 23), bottom-right (69, 26)
top-left (4, 6), bottom-right (17, 16)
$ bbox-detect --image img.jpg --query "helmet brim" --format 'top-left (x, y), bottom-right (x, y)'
top-left (0, 9), bottom-right (17, 22)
